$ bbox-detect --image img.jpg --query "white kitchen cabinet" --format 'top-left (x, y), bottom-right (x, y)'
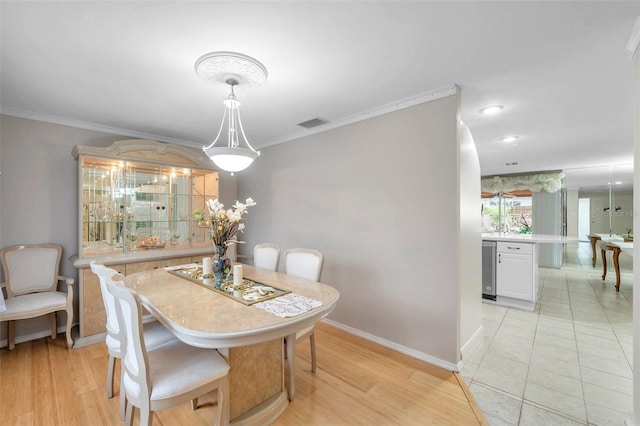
top-left (496, 241), bottom-right (537, 305)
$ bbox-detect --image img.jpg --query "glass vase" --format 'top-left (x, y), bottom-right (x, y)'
top-left (212, 244), bottom-right (231, 287)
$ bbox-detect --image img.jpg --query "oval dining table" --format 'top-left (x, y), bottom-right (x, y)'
top-left (121, 263), bottom-right (340, 425)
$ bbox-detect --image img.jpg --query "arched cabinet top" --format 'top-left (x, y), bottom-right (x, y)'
top-left (72, 139), bottom-right (215, 169)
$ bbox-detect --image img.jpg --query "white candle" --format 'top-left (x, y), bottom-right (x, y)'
top-left (233, 264), bottom-right (243, 286)
top-left (202, 257), bottom-right (212, 275)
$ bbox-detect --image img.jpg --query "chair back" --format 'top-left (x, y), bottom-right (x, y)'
top-left (90, 261), bottom-right (122, 349)
top-left (284, 248), bottom-right (323, 282)
top-left (254, 243), bottom-right (280, 271)
top-left (104, 277), bottom-right (152, 402)
top-left (1, 244), bottom-right (62, 297)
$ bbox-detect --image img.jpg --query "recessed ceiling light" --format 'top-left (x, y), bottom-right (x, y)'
top-left (615, 181), bottom-right (622, 185)
top-left (478, 105), bottom-right (504, 115)
top-left (500, 136), bottom-right (519, 143)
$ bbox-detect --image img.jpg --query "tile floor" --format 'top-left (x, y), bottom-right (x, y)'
top-left (463, 242), bottom-right (634, 425)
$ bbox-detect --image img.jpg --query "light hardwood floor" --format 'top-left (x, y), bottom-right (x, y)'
top-left (0, 322), bottom-right (487, 425)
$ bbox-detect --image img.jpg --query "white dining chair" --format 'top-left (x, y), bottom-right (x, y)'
top-left (253, 243), bottom-right (280, 271)
top-left (283, 248), bottom-right (324, 399)
top-left (105, 275), bottom-right (230, 426)
top-left (0, 243), bottom-right (74, 350)
top-left (90, 261), bottom-right (176, 420)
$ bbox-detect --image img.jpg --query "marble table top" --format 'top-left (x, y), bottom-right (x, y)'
top-left (121, 264), bottom-right (340, 348)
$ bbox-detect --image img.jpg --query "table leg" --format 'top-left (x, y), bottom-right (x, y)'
top-left (601, 247), bottom-right (608, 281)
top-left (612, 247), bottom-right (621, 292)
top-left (286, 333), bottom-right (296, 401)
top-left (590, 236), bottom-right (598, 267)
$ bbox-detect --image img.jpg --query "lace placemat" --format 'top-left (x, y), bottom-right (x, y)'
top-left (254, 293), bottom-right (322, 317)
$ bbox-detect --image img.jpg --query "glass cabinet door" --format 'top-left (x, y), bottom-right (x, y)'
top-left (80, 155), bottom-right (218, 257)
top-left (190, 169), bottom-right (219, 248)
top-left (81, 157), bottom-right (123, 254)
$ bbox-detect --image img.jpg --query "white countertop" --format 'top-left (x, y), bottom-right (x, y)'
top-left (482, 233), bottom-right (579, 244)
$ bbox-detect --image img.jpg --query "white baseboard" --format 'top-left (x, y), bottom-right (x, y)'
top-left (73, 332), bottom-right (106, 348)
top-left (322, 318), bottom-right (460, 372)
top-left (460, 325), bottom-right (484, 364)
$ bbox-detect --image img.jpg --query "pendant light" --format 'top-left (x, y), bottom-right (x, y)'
top-left (195, 52), bottom-right (267, 173)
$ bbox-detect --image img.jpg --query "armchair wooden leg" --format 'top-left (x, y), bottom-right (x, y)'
top-left (65, 308), bottom-right (73, 349)
top-left (49, 312), bottom-right (57, 340)
top-left (191, 398), bottom-right (198, 410)
top-left (8, 320), bottom-right (15, 350)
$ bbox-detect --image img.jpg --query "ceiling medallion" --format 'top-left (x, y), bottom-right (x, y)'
top-left (195, 51), bottom-right (268, 87)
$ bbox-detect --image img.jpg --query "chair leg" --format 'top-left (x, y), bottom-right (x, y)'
top-left (49, 312), bottom-right (57, 340)
top-left (106, 355), bottom-right (115, 398)
top-left (310, 332), bottom-right (317, 373)
top-left (65, 306), bottom-right (73, 349)
top-left (191, 398), bottom-right (198, 410)
top-left (140, 407), bottom-right (152, 426)
top-left (8, 320), bottom-right (15, 350)
top-left (218, 376), bottom-right (230, 426)
top-left (119, 363), bottom-right (126, 421)
top-left (125, 401), bottom-right (134, 426)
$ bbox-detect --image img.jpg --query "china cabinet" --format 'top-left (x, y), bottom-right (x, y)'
top-left (73, 139), bottom-right (220, 257)
top-left (71, 139), bottom-right (233, 346)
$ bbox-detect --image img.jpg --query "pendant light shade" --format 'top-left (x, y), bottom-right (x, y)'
top-left (195, 51), bottom-right (267, 174)
top-left (205, 147), bottom-right (260, 173)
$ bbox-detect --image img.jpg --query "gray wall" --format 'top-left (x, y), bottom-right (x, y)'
top-left (458, 122), bottom-right (483, 361)
top-left (0, 115), bottom-right (127, 341)
top-left (1, 97), bottom-right (483, 368)
top-left (237, 92), bottom-right (482, 366)
top-left (0, 115), bottom-right (239, 344)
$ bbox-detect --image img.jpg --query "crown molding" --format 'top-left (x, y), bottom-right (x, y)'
top-left (261, 84), bottom-right (458, 148)
top-left (0, 107), bottom-right (202, 148)
top-left (627, 16), bottom-right (640, 59)
top-left (2, 85), bottom-right (458, 152)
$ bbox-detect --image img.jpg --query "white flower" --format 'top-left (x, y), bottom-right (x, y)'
top-left (195, 197), bottom-right (256, 247)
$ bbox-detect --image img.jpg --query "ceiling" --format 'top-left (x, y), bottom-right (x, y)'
top-left (1, 1), bottom-right (638, 191)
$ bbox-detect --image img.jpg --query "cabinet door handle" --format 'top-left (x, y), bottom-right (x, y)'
top-left (498, 253), bottom-right (501, 263)
top-left (507, 246), bottom-right (520, 250)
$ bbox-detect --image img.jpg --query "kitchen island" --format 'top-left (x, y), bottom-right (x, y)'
top-left (481, 233), bottom-right (578, 310)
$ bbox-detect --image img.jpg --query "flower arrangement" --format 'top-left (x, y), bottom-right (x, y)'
top-left (193, 197), bottom-right (256, 250)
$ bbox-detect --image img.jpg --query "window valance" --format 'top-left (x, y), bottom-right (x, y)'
top-left (481, 171), bottom-right (565, 194)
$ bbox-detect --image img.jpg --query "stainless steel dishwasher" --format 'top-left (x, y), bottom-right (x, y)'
top-left (482, 240), bottom-right (497, 300)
